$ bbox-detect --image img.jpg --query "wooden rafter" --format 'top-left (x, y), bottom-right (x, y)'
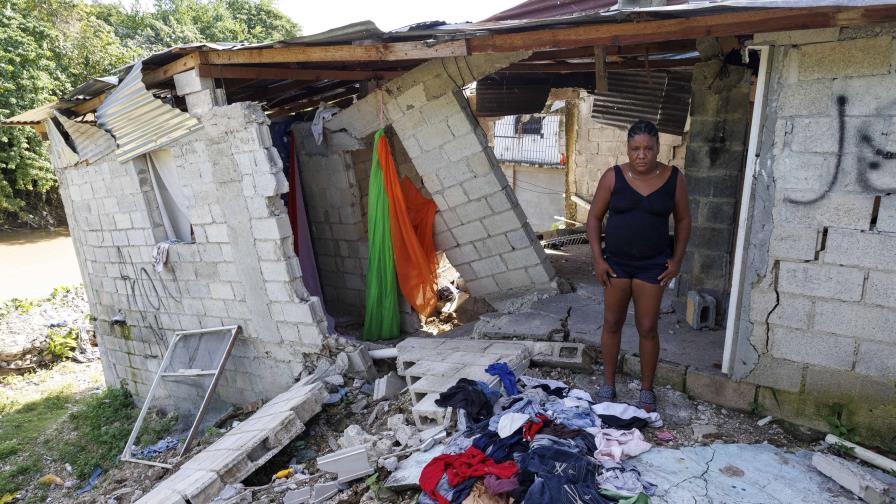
top-left (504, 58), bottom-right (700, 73)
top-left (524, 40), bottom-right (697, 62)
top-left (143, 52), bottom-right (204, 86)
top-left (202, 39), bottom-right (467, 65)
top-left (468, 6), bottom-right (896, 53)
top-left (196, 64), bottom-right (405, 81)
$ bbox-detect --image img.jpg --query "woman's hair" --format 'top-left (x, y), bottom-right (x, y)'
top-left (627, 120), bottom-right (660, 142)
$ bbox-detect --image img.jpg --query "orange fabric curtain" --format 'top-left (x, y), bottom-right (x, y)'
top-left (376, 134), bottom-right (439, 317)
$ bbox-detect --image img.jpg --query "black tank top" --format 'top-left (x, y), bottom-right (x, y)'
top-left (604, 165), bottom-right (679, 260)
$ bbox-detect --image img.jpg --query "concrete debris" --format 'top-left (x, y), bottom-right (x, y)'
top-left (473, 311), bottom-right (566, 341)
top-left (337, 424), bottom-right (376, 450)
top-left (517, 341), bottom-right (596, 372)
top-left (322, 374), bottom-right (344, 386)
top-left (316, 445), bottom-right (375, 484)
top-left (135, 381), bottom-right (327, 504)
top-left (412, 393), bottom-right (453, 430)
top-left (812, 453), bottom-right (892, 504)
top-left (343, 346), bottom-right (378, 382)
top-left (691, 424), bottom-right (719, 443)
top-left (310, 481), bottom-right (340, 503)
top-left (757, 415), bottom-right (774, 426)
top-left (380, 456), bottom-right (399, 472)
top-left (373, 372), bottom-right (406, 401)
top-left (283, 487), bottom-right (311, 504)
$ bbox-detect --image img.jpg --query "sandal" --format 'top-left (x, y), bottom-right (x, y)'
top-left (638, 389), bottom-right (657, 413)
top-left (596, 384), bottom-right (617, 403)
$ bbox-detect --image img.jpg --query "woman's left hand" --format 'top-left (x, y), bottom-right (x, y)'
top-left (658, 258), bottom-right (681, 286)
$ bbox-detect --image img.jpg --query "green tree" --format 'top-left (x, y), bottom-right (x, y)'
top-left (0, 0), bottom-right (300, 226)
top-left (0, 3), bottom-right (67, 219)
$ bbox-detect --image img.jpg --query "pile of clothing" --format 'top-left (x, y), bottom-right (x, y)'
top-left (418, 370), bottom-right (659, 504)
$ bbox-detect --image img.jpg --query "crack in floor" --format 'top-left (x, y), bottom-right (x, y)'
top-left (665, 446), bottom-right (717, 501)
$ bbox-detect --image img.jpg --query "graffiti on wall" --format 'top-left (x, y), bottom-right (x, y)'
top-left (784, 95), bottom-right (896, 204)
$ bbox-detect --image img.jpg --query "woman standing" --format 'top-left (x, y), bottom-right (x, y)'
top-left (585, 120), bottom-right (691, 413)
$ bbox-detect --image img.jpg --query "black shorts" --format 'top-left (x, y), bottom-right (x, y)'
top-left (604, 255), bottom-right (668, 285)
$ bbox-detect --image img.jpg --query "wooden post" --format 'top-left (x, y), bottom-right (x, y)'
top-left (593, 46), bottom-right (608, 93)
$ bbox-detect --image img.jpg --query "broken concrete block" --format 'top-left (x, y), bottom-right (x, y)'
top-left (812, 453), bottom-right (891, 504)
top-left (516, 341), bottom-right (595, 372)
top-left (412, 393), bottom-right (451, 430)
top-left (373, 372), bottom-right (406, 401)
top-left (317, 445), bottom-right (375, 484)
top-left (283, 487), bottom-right (311, 504)
top-left (384, 444), bottom-right (447, 490)
top-left (310, 481), bottom-right (340, 503)
top-left (685, 290), bottom-right (717, 329)
top-left (344, 347), bottom-right (377, 382)
top-left (473, 311), bottom-right (566, 341)
top-left (337, 424), bottom-right (375, 449)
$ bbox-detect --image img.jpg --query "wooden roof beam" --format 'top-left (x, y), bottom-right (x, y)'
top-left (203, 39), bottom-right (467, 65)
top-left (504, 58), bottom-right (700, 73)
top-left (525, 40), bottom-right (697, 61)
top-left (469, 6), bottom-right (896, 53)
top-left (196, 64), bottom-right (404, 82)
top-left (143, 52), bottom-right (204, 87)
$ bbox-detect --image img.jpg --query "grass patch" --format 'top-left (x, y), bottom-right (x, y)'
top-left (0, 381), bottom-right (175, 496)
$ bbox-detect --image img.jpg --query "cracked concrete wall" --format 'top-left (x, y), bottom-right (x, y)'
top-left (737, 26), bottom-right (896, 450)
top-left (54, 103), bottom-right (329, 406)
top-left (326, 53), bottom-right (557, 297)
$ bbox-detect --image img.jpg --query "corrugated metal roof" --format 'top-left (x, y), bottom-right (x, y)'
top-left (591, 70), bottom-right (691, 135)
top-left (96, 61), bottom-right (202, 162)
top-left (55, 112), bottom-right (116, 163)
top-left (64, 77), bottom-right (118, 102)
top-left (3, 103), bottom-right (57, 125)
top-left (44, 118), bottom-right (80, 168)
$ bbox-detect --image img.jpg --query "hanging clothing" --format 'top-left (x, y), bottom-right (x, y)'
top-left (486, 362), bottom-right (520, 396)
top-left (436, 378), bottom-right (494, 423)
top-left (377, 131), bottom-right (439, 317)
top-left (363, 129), bottom-right (400, 340)
top-left (287, 131), bottom-right (334, 333)
top-left (592, 403), bottom-right (663, 429)
top-left (311, 103), bottom-right (340, 144)
top-left (587, 427), bottom-right (652, 462)
top-left (419, 447), bottom-right (518, 504)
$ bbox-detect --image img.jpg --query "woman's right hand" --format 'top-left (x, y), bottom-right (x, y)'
top-left (594, 259), bottom-right (617, 288)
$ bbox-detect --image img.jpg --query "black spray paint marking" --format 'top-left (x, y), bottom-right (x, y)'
top-left (784, 95), bottom-right (847, 204)
top-left (858, 131), bottom-right (896, 192)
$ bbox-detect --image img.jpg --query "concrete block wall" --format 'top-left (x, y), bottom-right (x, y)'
top-left (737, 25), bottom-right (896, 450)
top-left (54, 102), bottom-right (330, 406)
top-left (570, 94), bottom-right (686, 224)
top-left (296, 127), bottom-right (368, 322)
top-left (326, 52), bottom-right (556, 297)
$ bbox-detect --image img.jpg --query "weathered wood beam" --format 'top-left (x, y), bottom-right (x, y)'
top-left (504, 58), bottom-right (700, 73)
top-left (524, 40), bottom-right (697, 61)
top-left (203, 39), bottom-right (467, 65)
top-left (594, 46), bottom-right (608, 92)
top-left (196, 64), bottom-right (405, 81)
top-left (468, 7), bottom-right (896, 53)
top-left (71, 93), bottom-right (107, 115)
top-left (143, 52), bottom-right (204, 86)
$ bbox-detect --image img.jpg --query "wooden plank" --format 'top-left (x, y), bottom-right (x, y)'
top-left (71, 93), bottom-right (107, 115)
top-left (504, 58), bottom-right (700, 73)
top-left (525, 40), bottom-right (696, 61)
top-left (196, 64), bottom-right (404, 81)
top-left (203, 39), bottom-right (467, 65)
top-left (142, 52), bottom-right (202, 86)
top-left (468, 7), bottom-right (877, 53)
top-left (594, 46), bottom-right (608, 93)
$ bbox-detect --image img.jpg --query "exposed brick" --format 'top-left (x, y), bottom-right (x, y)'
top-left (471, 255), bottom-right (507, 278)
top-left (482, 210), bottom-right (522, 236)
top-left (825, 228), bottom-right (896, 271)
top-left (798, 37), bottom-right (892, 80)
top-left (452, 221), bottom-right (488, 243)
top-left (494, 269), bottom-right (533, 290)
top-left (865, 270), bottom-right (896, 308)
top-left (776, 192), bottom-right (876, 230)
top-left (855, 340), bottom-right (896, 380)
top-left (768, 225), bottom-right (819, 261)
top-left (454, 198), bottom-right (491, 224)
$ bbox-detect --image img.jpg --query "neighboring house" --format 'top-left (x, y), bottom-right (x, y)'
top-left (5, 1), bottom-right (896, 450)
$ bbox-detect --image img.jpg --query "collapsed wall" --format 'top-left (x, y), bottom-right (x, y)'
top-left (53, 103), bottom-right (330, 405)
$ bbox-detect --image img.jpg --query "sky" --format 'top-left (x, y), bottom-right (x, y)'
top-left (278, 1), bottom-right (523, 35)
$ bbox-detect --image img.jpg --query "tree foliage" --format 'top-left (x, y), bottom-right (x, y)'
top-left (0, 0), bottom-right (300, 226)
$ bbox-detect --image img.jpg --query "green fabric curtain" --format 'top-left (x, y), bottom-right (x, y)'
top-left (362, 129), bottom-right (400, 340)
